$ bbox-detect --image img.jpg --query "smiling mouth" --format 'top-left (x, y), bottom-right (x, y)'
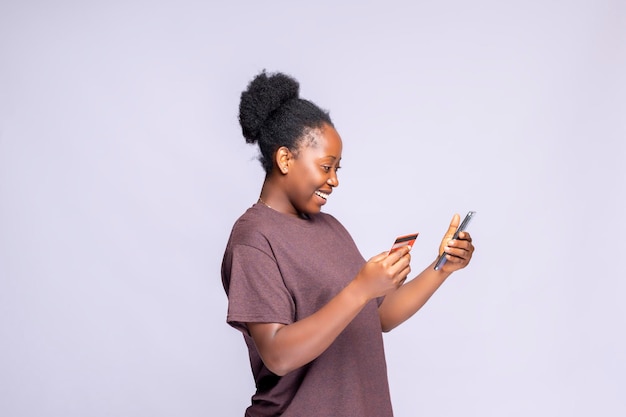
top-left (315, 190), bottom-right (329, 200)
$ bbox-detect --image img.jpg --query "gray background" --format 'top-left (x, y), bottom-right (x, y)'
top-left (1, 1), bottom-right (625, 416)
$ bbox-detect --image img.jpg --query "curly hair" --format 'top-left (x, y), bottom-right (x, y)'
top-left (238, 70), bottom-right (334, 174)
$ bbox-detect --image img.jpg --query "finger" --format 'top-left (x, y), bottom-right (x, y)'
top-left (384, 251), bottom-right (411, 278)
top-left (447, 238), bottom-right (473, 251)
top-left (443, 243), bottom-right (471, 259)
top-left (442, 252), bottom-right (468, 269)
top-left (444, 247), bottom-right (469, 261)
top-left (396, 265), bottom-right (411, 287)
top-left (458, 231), bottom-right (472, 242)
top-left (386, 245), bottom-right (411, 262)
top-left (396, 252), bottom-right (411, 269)
top-left (445, 247), bottom-right (473, 266)
top-left (398, 277), bottom-right (407, 287)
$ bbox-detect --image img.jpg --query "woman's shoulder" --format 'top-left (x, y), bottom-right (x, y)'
top-left (315, 211), bottom-right (349, 233)
top-left (227, 204), bottom-right (273, 245)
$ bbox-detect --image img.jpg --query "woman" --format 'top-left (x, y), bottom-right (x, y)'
top-left (221, 70), bottom-right (475, 416)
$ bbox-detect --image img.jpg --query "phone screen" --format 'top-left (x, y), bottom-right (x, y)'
top-left (434, 211), bottom-right (476, 270)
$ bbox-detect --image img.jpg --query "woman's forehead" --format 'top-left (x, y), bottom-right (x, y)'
top-left (298, 125), bottom-right (342, 154)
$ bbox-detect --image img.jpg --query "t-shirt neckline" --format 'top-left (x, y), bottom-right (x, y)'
top-left (253, 202), bottom-right (320, 227)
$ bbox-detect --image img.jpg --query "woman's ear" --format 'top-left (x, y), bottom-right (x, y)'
top-left (275, 146), bottom-right (292, 174)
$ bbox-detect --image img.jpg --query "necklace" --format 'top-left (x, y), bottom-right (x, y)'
top-left (257, 197), bottom-right (309, 219)
top-left (257, 197), bottom-right (272, 209)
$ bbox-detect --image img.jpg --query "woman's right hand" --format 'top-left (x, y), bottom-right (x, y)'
top-left (353, 246), bottom-right (412, 300)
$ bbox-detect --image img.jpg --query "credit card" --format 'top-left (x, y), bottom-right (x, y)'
top-left (390, 233), bottom-right (419, 253)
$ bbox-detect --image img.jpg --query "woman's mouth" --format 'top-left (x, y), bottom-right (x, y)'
top-left (315, 190), bottom-right (329, 200)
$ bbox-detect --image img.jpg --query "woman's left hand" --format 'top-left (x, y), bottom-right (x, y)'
top-left (438, 213), bottom-right (475, 273)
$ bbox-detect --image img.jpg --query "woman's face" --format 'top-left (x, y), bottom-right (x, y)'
top-left (283, 123), bottom-right (343, 216)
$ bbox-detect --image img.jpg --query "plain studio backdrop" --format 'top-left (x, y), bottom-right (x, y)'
top-left (1, 1), bottom-right (625, 416)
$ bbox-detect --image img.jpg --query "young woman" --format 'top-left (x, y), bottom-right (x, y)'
top-left (221, 71), bottom-right (475, 417)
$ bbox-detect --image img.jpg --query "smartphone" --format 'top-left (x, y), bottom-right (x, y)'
top-left (390, 233), bottom-right (419, 253)
top-left (434, 211), bottom-right (476, 270)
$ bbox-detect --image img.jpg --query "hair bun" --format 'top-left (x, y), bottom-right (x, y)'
top-left (239, 70), bottom-right (300, 144)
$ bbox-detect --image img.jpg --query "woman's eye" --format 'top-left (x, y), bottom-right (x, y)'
top-left (321, 166), bottom-right (331, 173)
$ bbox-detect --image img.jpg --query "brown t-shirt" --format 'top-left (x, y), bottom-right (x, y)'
top-left (222, 203), bottom-right (393, 417)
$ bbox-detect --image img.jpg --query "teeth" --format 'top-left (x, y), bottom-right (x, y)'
top-left (315, 191), bottom-right (328, 200)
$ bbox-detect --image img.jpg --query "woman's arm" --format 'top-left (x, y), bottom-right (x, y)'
top-left (377, 260), bottom-right (451, 332)
top-left (248, 280), bottom-right (367, 376)
top-left (248, 246), bottom-right (411, 376)
top-left (378, 214), bottom-right (475, 332)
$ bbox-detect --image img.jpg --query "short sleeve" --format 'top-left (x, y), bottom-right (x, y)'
top-left (223, 243), bottom-right (296, 335)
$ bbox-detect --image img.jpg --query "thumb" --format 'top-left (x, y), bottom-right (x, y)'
top-left (369, 251), bottom-right (390, 262)
top-left (440, 213), bottom-right (460, 253)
